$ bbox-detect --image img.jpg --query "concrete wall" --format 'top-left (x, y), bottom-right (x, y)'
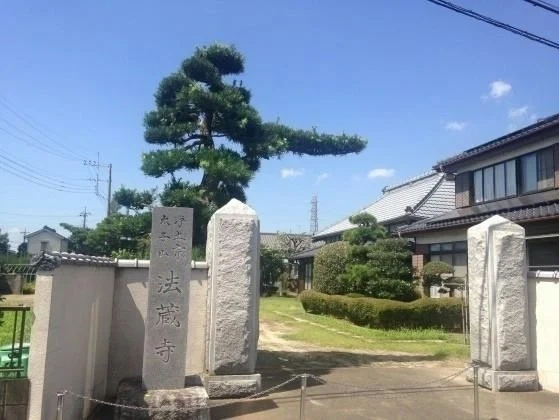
top-left (528, 271), bottom-right (559, 392)
top-left (28, 265), bottom-right (115, 420)
top-left (27, 231), bottom-right (68, 255)
top-left (106, 263), bottom-right (208, 397)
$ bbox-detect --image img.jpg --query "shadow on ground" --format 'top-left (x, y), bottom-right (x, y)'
top-left (210, 348), bottom-right (443, 419)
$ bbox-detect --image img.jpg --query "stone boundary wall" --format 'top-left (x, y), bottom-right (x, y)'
top-left (528, 271), bottom-right (559, 392)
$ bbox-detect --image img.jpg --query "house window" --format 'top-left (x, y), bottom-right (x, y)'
top-left (429, 241), bottom-right (467, 276)
top-left (40, 241), bottom-right (49, 251)
top-left (473, 146), bottom-right (554, 203)
top-left (527, 237), bottom-right (559, 270)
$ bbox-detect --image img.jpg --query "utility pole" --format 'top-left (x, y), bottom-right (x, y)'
top-left (79, 207), bottom-right (91, 228)
top-left (107, 163), bottom-right (112, 218)
top-left (83, 153), bottom-right (113, 218)
top-left (21, 228), bottom-right (28, 242)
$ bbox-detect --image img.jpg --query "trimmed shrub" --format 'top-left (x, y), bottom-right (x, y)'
top-left (313, 242), bottom-right (351, 295)
top-left (422, 261), bottom-right (454, 288)
top-left (345, 292), bottom-right (366, 298)
top-left (299, 290), bottom-right (462, 331)
top-left (367, 238), bottom-right (413, 281)
top-left (22, 282), bottom-right (35, 294)
top-left (366, 279), bottom-right (419, 302)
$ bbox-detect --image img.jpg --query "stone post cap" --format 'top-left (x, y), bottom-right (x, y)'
top-left (213, 199), bottom-right (257, 216)
top-left (467, 215), bottom-right (524, 235)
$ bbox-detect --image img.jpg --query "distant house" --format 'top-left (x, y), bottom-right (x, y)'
top-left (291, 171), bottom-right (456, 291)
top-left (25, 226), bottom-right (69, 255)
top-left (400, 112), bottom-right (559, 281)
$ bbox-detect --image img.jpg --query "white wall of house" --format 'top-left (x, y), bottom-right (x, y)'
top-left (529, 272), bottom-right (559, 392)
top-left (27, 231), bottom-right (68, 255)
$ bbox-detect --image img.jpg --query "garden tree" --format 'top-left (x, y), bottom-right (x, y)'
top-left (17, 242), bottom-right (27, 256)
top-left (276, 233), bottom-right (312, 257)
top-left (142, 44), bottom-right (366, 246)
top-left (112, 186), bottom-right (155, 215)
top-left (60, 223), bottom-right (92, 254)
top-left (260, 247), bottom-right (285, 295)
top-left (0, 230), bottom-right (9, 255)
top-left (343, 213), bottom-right (386, 263)
top-left (421, 261), bottom-right (454, 289)
top-left (61, 212), bottom-right (152, 258)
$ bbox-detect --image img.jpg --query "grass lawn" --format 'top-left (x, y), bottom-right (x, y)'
top-left (260, 296), bottom-right (469, 360)
top-left (0, 310), bottom-right (33, 347)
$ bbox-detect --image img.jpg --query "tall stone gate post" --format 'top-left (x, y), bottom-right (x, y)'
top-left (468, 215), bottom-right (538, 391)
top-left (204, 199), bottom-right (261, 398)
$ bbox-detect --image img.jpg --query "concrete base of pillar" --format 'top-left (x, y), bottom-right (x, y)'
top-left (204, 374), bottom-right (261, 399)
top-left (115, 377), bottom-right (209, 419)
top-left (467, 367), bottom-right (539, 392)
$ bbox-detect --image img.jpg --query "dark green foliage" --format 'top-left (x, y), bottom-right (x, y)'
top-left (345, 293), bottom-right (365, 298)
top-left (341, 264), bottom-right (375, 294)
top-left (143, 43), bottom-right (366, 246)
top-left (313, 242), bottom-right (351, 295)
top-left (22, 283), bottom-right (35, 294)
top-left (61, 212), bottom-right (151, 258)
top-left (261, 247), bottom-right (286, 294)
top-left (367, 238), bottom-right (413, 281)
top-left (112, 186), bottom-right (155, 215)
top-left (343, 213), bottom-right (386, 247)
top-left (17, 242), bottom-right (27, 256)
top-left (422, 261), bottom-right (454, 288)
top-left (0, 230), bottom-right (9, 255)
top-left (365, 279), bottom-right (419, 302)
top-left (300, 290), bottom-right (462, 331)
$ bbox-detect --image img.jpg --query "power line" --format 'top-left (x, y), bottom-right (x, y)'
top-left (0, 94), bottom-right (89, 160)
top-left (0, 161), bottom-right (95, 193)
top-left (0, 125), bottom-right (79, 161)
top-left (523, 0), bottom-right (559, 15)
top-left (0, 151), bottom-right (94, 189)
top-left (425, 0), bottom-right (559, 50)
top-left (0, 153), bottom-right (93, 190)
top-left (0, 211), bottom-right (83, 218)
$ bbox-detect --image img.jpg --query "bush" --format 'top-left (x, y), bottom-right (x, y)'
top-left (366, 279), bottom-right (419, 302)
top-left (422, 261), bottom-right (454, 288)
top-left (22, 282), bottom-right (35, 294)
top-left (367, 238), bottom-right (413, 281)
top-left (300, 290), bottom-right (462, 330)
top-left (313, 242), bottom-right (351, 295)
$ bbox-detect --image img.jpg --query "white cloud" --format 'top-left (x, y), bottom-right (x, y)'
top-left (508, 106), bottom-right (528, 119)
top-left (530, 114), bottom-right (538, 122)
top-left (445, 121), bottom-right (467, 131)
top-left (368, 168), bottom-right (395, 179)
top-left (316, 172), bottom-right (329, 184)
top-left (487, 80), bottom-right (512, 99)
top-left (280, 168), bottom-right (304, 179)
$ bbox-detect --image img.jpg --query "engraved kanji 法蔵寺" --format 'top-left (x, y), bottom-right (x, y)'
top-left (155, 303), bottom-right (181, 327)
top-left (157, 270), bottom-right (183, 294)
top-left (160, 214), bottom-right (171, 225)
top-left (155, 338), bottom-right (176, 363)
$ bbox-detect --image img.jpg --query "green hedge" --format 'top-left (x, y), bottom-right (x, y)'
top-left (300, 290), bottom-right (462, 331)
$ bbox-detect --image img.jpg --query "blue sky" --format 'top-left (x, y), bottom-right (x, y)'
top-left (2, 0), bottom-right (559, 248)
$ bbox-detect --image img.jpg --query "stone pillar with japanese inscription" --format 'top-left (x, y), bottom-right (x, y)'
top-left (204, 199), bottom-right (261, 398)
top-left (142, 207), bottom-right (193, 390)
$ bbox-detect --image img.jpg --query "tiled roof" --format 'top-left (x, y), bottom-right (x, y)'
top-left (313, 172), bottom-right (455, 240)
top-left (25, 225), bottom-right (68, 241)
top-left (260, 232), bottom-right (311, 249)
top-left (435, 112), bottom-right (559, 170)
top-left (290, 242), bottom-right (325, 260)
top-left (400, 196), bottom-right (559, 234)
top-left (33, 251), bottom-right (116, 271)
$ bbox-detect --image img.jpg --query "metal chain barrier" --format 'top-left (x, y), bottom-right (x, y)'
top-left (57, 364), bottom-right (479, 420)
top-left (58, 374), bottom-right (305, 419)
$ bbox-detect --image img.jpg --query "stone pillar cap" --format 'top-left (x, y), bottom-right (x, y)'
top-left (213, 198), bottom-right (257, 216)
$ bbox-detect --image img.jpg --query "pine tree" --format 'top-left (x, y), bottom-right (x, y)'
top-left (142, 44), bottom-right (367, 245)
